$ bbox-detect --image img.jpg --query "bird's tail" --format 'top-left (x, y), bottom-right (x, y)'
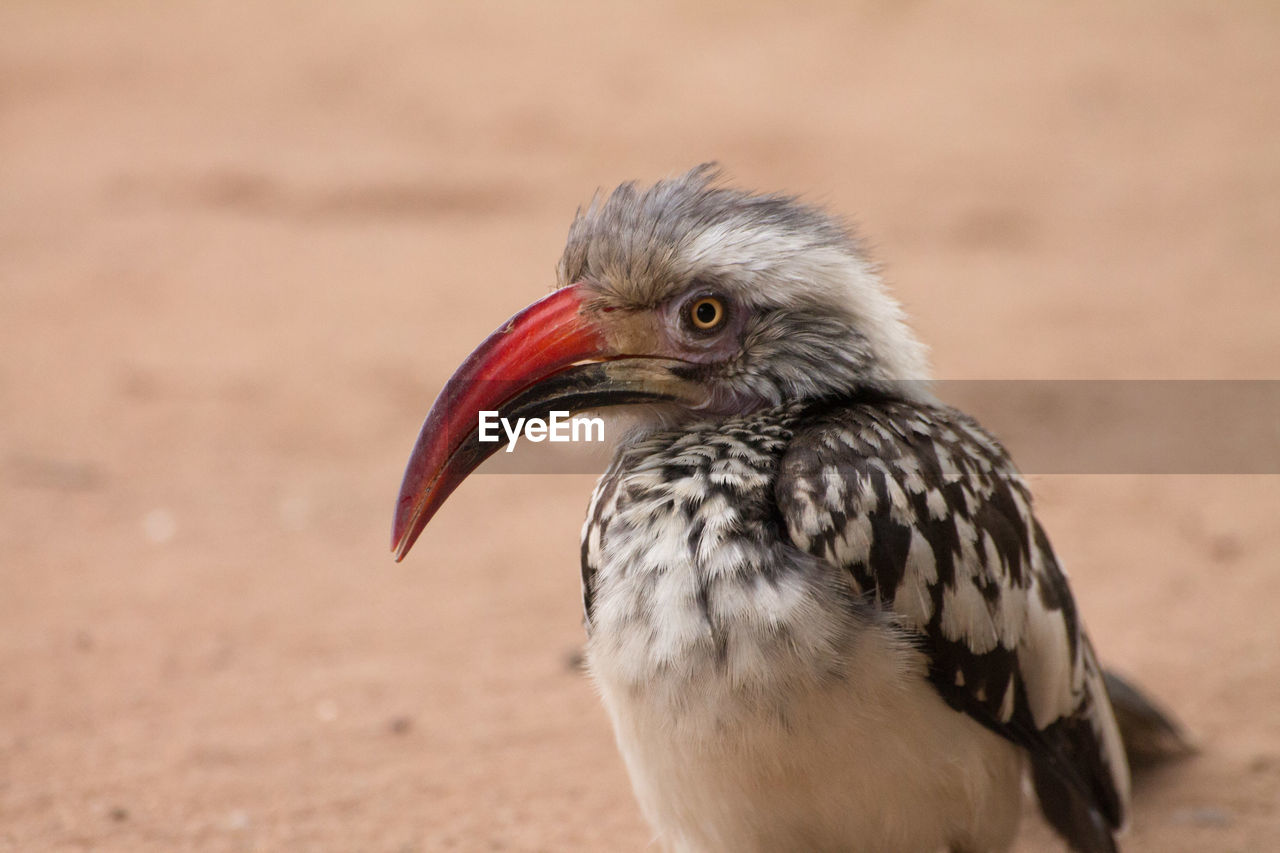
top-left (1031, 671), bottom-right (1192, 853)
top-left (1102, 669), bottom-right (1196, 773)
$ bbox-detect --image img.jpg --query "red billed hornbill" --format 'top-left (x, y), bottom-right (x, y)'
top-left (392, 167), bottom-right (1183, 853)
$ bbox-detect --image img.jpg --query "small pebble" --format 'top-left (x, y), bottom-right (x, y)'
top-left (563, 648), bottom-right (586, 672)
top-left (315, 699), bottom-right (339, 723)
top-left (142, 508), bottom-right (177, 544)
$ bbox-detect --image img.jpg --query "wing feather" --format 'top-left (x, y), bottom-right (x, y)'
top-left (775, 399), bottom-right (1130, 847)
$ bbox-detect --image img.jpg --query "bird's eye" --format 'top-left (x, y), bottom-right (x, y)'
top-left (689, 296), bottom-right (725, 330)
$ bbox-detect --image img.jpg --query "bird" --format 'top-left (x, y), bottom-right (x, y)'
top-left (391, 166), bottom-right (1184, 852)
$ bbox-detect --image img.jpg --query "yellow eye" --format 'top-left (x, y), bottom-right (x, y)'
top-left (689, 296), bottom-right (725, 330)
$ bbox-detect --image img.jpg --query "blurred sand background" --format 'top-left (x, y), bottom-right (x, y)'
top-left (3, 2), bottom-right (1279, 850)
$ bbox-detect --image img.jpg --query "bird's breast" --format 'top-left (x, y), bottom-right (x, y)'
top-left (581, 410), bottom-right (868, 716)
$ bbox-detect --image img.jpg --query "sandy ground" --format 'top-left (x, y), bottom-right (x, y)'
top-left (3, 2), bottom-right (1279, 850)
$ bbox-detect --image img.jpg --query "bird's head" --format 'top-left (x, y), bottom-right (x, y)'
top-left (392, 166), bottom-right (930, 559)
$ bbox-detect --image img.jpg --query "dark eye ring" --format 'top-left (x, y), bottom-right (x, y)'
top-left (689, 296), bottom-right (726, 330)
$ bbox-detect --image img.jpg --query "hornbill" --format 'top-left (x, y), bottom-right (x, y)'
top-left (392, 167), bottom-right (1185, 852)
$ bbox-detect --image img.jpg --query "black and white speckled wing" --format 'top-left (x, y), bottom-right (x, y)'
top-left (776, 399), bottom-right (1131, 852)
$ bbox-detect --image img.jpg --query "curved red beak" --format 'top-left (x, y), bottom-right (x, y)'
top-left (391, 283), bottom-right (698, 561)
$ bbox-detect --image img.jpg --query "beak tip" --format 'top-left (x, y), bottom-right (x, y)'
top-left (390, 523), bottom-right (413, 562)
top-left (390, 516), bottom-right (409, 561)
